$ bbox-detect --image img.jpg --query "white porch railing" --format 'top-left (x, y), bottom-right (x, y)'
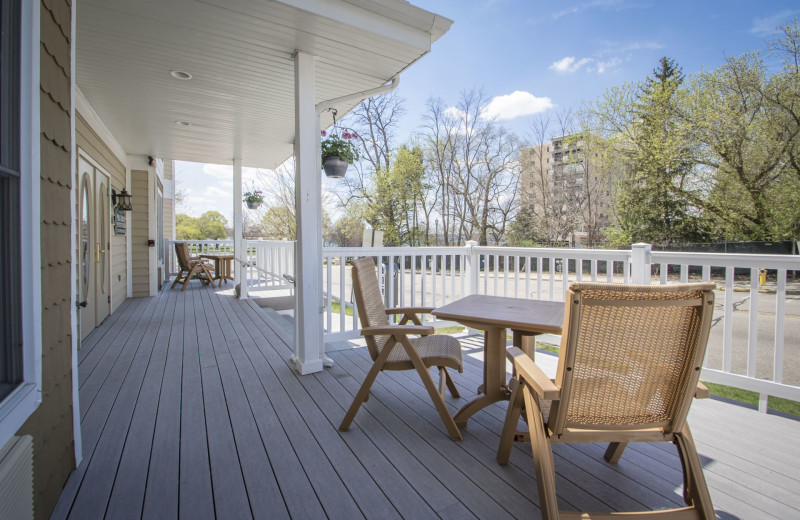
top-left (235, 240), bottom-right (800, 411)
top-left (239, 240), bottom-right (295, 298)
top-left (164, 239), bottom-right (234, 279)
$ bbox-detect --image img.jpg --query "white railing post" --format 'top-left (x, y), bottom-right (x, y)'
top-left (465, 240), bottom-right (479, 296)
top-left (164, 239), bottom-right (172, 281)
top-left (239, 238), bottom-right (249, 299)
top-left (630, 243), bottom-right (652, 285)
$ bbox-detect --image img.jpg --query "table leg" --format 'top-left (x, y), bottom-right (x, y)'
top-left (513, 331), bottom-right (537, 361)
top-left (453, 326), bottom-right (508, 428)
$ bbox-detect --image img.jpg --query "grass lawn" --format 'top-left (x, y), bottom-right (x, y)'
top-left (701, 382), bottom-right (800, 417)
top-left (330, 301), bottom-right (353, 316)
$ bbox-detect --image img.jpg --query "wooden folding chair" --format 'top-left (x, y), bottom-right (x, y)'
top-left (498, 282), bottom-right (716, 519)
top-left (339, 257), bottom-right (464, 441)
top-left (170, 242), bottom-right (216, 291)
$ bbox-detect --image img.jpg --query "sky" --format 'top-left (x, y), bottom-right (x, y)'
top-left (177, 0), bottom-right (800, 224)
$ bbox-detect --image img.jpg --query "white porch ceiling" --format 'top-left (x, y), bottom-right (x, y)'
top-left (76, 0), bottom-right (452, 169)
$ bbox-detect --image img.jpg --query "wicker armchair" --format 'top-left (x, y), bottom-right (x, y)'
top-left (338, 257), bottom-right (464, 440)
top-left (171, 242), bottom-right (216, 291)
top-left (498, 282), bottom-right (716, 519)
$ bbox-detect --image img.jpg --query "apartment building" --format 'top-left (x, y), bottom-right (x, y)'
top-left (519, 134), bottom-right (611, 246)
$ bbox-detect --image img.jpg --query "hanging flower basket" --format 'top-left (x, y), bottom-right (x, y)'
top-left (243, 188), bottom-right (263, 209)
top-left (321, 128), bottom-right (359, 179)
top-left (322, 155), bottom-right (350, 178)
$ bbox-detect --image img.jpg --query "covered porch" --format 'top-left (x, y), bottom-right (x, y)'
top-left (52, 284), bottom-right (800, 519)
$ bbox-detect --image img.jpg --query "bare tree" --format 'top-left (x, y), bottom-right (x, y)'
top-left (419, 90), bottom-right (523, 245)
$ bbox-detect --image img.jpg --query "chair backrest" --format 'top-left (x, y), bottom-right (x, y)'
top-left (175, 242), bottom-right (193, 271)
top-left (351, 257), bottom-right (390, 361)
top-left (548, 282), bottom-right (715, 438)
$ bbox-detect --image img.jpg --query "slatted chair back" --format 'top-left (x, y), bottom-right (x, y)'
top-left (175, 242), bottom-right (193, 271)
top-left (351, 257), bottom-right (391, 361)
top-left (548, 282), bottom-right (715, 438)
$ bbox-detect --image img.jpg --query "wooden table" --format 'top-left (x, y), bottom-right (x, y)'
top-left (433, 294), bottom-right (564, 428)
top-left (200, 254), bottom-right (235, 284)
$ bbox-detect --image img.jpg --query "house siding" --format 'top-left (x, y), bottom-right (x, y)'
top-left (163, 159), bottom-right (174, 242)
top-left (131, 170), bottom-right (150, 296)
top-left (75, 114), bottom-right (127, 311)
top-left (16, 1), bottom-right (76, 519)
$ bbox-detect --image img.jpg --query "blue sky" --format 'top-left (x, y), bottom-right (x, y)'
top-left (178, 0), bottom-right (799, 224)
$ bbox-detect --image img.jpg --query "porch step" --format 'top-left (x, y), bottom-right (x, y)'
top-left (254, 304), bottom-right (295, 339)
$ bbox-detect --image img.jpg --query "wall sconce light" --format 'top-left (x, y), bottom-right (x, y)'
top-left (112, 188), bottom-right (133, 211)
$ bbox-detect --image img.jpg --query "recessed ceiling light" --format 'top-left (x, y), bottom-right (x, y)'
top-left (170, 70), bottom-right (192, 80)
top-left (175, 121), bottom-right (192, 127)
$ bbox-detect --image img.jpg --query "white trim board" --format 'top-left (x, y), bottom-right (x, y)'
top-left (0, 0), bottom-right (42, 450)
top-left (70, 0), bottom-right (82, 465)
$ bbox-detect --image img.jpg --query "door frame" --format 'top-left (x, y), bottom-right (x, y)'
top-left (76, 148), bottom-right (113, 338)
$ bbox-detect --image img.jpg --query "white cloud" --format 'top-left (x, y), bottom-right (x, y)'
top-left (549, 56), bottom-right (592, 74)
top-left (480, 91), bottom-right (554, 120)
top-left (750, 10), bottom-right (799, 36)
top-left (596, 57), bottom-right (622, 73)
top-left (202, 163), bottom-right (232, 179)
top-left (203, 186), bottom-right (231, 201)
top-left (444, 106), bottom-right (466, 120)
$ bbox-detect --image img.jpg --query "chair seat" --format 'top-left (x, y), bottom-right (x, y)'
top-left (383, 334), bottom-right (463, 372)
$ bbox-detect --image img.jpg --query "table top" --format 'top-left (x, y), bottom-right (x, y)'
top-left (199, 253), bottom-right (235, 260)
top-left (433, 294), bottom-right (564, 335)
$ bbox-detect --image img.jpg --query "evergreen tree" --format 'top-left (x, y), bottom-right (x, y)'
top-left (608, 57), bottom-right (707, 246)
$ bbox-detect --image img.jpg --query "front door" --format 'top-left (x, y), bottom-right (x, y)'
top-left (77, 154), bottom-right (111, 340)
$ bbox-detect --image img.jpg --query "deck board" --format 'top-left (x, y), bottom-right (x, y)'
top-left (53, 283), bottom-right (800, 519)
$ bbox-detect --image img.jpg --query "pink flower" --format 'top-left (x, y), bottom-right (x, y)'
top-left (321, 130), bottom-right (327, 137)
top-left (342, 131), bottom-right (351, 139)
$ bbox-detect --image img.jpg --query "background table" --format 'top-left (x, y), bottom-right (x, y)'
top-left (200, 254), bottom-right (235, 284)
top-left (433, 294), bottom-right (564, 427)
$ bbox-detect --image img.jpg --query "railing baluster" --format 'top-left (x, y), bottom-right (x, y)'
top-left (748, 268), bottom-right (759, 380)
top-left (524, 256), bottom-right (530, 299)
top-left (536, 257), bottom-right (542, 299)
top-left (326, 258), bottom-right (332, 333)
top-left (775, 269), bottom-right (786, 384)
top-left (340, 256), bottom-right (346, 333)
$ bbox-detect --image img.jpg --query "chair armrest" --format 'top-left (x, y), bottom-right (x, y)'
top-left (385, 307), bottom-right (435, 315)
top-left (695, 382), bottom-right (710, 399)
top-left (507, 347), bottom-right (560, 401)
top-left (361, 325), bottom-right (434, 337)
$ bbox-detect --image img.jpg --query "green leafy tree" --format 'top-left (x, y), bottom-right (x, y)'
top-left (596, 57), bottom-right (708, 246)
top-left (680, 21), bottom-right (800, 240)
top-left (176, 214), bottom-right (203, 240)
top-left (364, 145), bottom-right (426, 245)
top-left (198, 211), bottom-right (229, 239)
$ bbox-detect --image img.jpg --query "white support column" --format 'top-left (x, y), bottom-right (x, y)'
top-left (292, 50), bottom-right (324, 375)
top-left (233, 158), bottom-right (243, 289)
top-left (630, 243), bottom-right (652, 285)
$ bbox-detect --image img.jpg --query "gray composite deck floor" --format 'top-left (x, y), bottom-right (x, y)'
top-left (51, 283), bottom-right (800, 519)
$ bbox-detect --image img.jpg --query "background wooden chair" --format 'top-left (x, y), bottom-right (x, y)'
top-left (498, 282), bottom-right (716, 519)
top-left (339, 257), bottom-right (464, 440)
top-left (171, 242), bottom-right (216, 291)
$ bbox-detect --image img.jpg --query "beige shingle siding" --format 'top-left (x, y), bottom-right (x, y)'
top-left (76, 114), bottom-right (128, 311)
top-left (16, 2), bottom-right (76, 519)
top-left (131, 171), bottom-right (151, 296)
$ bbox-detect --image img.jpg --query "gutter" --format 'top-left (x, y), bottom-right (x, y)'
top-left (315, 76), bottom-right (400, 116)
